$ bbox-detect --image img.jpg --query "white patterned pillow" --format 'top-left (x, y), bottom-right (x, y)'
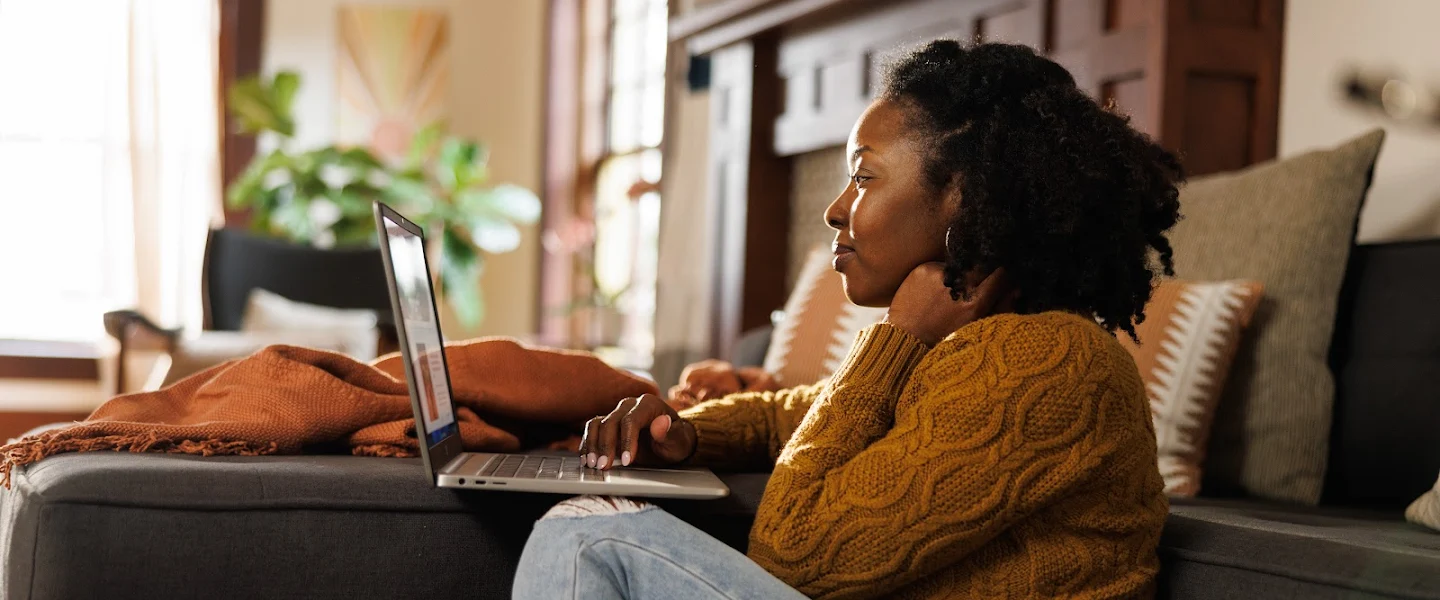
top-left (1117, 279), bottom-right (1264, 497)
top-left (1407, 471), bottom-right (1440, 532)
top-left (763, 246), bottom-right (887, 387)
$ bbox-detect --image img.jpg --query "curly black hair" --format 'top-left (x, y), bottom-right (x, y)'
top-left (882, 39), bottom-right (1184, 340)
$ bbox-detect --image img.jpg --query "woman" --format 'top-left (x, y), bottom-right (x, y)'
top-left (515, 40), bottom-right (1181, 599)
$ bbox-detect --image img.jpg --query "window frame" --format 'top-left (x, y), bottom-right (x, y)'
top-left (540, 0), bottom-right (671, 357)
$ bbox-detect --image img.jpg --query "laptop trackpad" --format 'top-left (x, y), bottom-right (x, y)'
top-left (608, 468), bottom-right (721, 489)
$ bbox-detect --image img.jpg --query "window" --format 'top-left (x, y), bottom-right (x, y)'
top-left (0, 0), bottom-right (130, 342)
top-left (587, 0), bottom-right (667, 367)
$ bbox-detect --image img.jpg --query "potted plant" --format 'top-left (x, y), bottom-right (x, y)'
top-left (225, 70), bottom-right (540, 327)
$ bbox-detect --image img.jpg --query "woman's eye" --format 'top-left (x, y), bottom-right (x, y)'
top-left (851, 174), bottom-right (870, 186)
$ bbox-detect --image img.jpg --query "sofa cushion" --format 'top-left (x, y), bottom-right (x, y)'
top-left (1327, 238), bottom-right (1440, 509)
top-left (1167, 129), bottom-right (1385, 505)
top-left (1158, 497), bottom-right (1440, 599)
top-left (0, 453), bottom-right (769, 600)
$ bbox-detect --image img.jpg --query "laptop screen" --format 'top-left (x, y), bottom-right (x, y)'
top-left (380, 213), bottom-right (459, 447)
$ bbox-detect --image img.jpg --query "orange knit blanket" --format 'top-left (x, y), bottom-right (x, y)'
top-left (0, 339), bottom-right (656, 486)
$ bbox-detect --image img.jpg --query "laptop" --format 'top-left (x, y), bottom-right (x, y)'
top-left (373, 202), bottom-right (729, 499)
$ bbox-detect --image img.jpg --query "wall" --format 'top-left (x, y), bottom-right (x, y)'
top-left (788, 148), bottom-right (845, 289)
top-left (263, 0), bottom-right (546, 338)
top-left (1280, 0), bottom-right (1440, 242)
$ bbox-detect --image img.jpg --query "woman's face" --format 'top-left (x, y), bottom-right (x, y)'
top-left (825, 98), bottom-right (955, 307)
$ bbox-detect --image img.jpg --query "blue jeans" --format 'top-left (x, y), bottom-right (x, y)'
top-left (513, 497), bottom-right (807, 600)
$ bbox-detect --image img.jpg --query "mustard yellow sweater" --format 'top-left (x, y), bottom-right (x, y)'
top-left (679, 311), bottom-right (1168, 599)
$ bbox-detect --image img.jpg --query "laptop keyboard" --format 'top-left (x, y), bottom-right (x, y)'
top-left (479, 455), bottom-right (585, 480)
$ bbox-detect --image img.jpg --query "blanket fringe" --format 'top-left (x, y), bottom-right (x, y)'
top-left (0, 430), bottom-right (280, 488)
top-left (351, 444), bottom-right (416, 458)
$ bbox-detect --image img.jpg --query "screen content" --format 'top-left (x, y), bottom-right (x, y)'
top-left (383, 216), bottom-right (458, 446)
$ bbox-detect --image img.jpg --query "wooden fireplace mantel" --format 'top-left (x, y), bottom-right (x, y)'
top-left (670, 0), bottom-right (1284, 359)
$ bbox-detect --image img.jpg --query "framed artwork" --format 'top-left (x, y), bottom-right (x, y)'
top-left (336, 6), bottom-right (449, 161)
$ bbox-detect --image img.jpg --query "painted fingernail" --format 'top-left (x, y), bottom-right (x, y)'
top-left (621, 451), bottom-right (631, 466)
top-left (597, 455), bottom-right (609, 469)
top-left (586, 453), bottom-right (596, 468)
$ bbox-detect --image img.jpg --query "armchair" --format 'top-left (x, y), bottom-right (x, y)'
top-left (103, 228), bottom-right (395, 394)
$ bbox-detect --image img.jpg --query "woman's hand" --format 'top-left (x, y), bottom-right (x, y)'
top-left (885, 263), bottom-right (1014, 346)
top-left (579, 394), bottom-right (698, 470)
top-left (667, 359), bottom-right (779, 409)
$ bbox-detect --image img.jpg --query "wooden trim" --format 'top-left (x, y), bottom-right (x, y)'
top-left (771, 0), bottom-right (1022, 156)
top-left (1154, 0), bottom-right (1283, 176)
top-left (217, 0), bottom-right (266, 228)
top-left (573, 0), bottom-right (613, 346)
top-left (668, 0), bottom-right (780, 41)
top-left (687, 0), bottom-right (868, 55)
top-left (539, 0), bottom-right (611, 348)
top-left (705, 36), bottom-right (792, 359)
top-left (539, 0), bottom-right (583, 346)
top-left (0, 340), bottom-right (101, 381)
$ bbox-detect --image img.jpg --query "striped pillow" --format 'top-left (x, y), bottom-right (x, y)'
top-left (763, 246), bottom-right (887, 387)
top-left (1118, 279), bottom-right (1264, 497)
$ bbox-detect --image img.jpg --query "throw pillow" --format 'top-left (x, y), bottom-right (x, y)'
top-left (1166, 129), bottom-right (1385, 504)
top-left (762, 246), bottom-right (887, 387)
top-left (1407, 471), bottom-right (1440, 532)
top-left (241, 288), bottom-right (380, 360)
top-left (1117, 279), bottom-right (1264, 497)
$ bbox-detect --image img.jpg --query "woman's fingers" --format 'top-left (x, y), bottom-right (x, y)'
top-left (579, 417), bottom-right (602, 468)
top-left (619, 394), bottom-right (668, 467)
top-left (593, 397), bottom-right (635, 470)
top-left (581, 394), bottom-right (695, 470)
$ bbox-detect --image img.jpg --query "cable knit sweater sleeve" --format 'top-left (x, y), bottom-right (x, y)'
top-left (678, 383), bottom-right (824, 471)
top-left (747, 314), bottom-right (1158, 599)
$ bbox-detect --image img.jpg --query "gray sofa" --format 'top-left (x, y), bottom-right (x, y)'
top-left (2, 239), bottom-right (1438, 599)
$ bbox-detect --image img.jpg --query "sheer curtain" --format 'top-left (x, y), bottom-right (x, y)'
top-left (0, 0), bottom-right (220, 342)
top-left (124, 0), bottom-right (223, 333)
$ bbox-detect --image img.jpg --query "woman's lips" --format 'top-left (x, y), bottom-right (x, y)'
top-left (832, 244), bottom-right (856, 270)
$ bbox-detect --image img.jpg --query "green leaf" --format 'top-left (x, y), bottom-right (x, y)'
top-left (457, 184), bottom-right (542, 225)
top-left (435, 138), bottom-right (485, 191)
top-left (331, 215), bottom-right (378, 247)
top-left (406, 121), bottom-right (445, 170)
top-left (226, 152), bottom-right (270, 208)
top-left (270, 71), bottom-right (300, 124)
top-left (246, 188), bottom-right (278, 232)
top-left (440, 227), bottom-right (484, 327)
top-left (228, 77), bottom-right (281, 136)
top-left (384, 176), bottom-right (438, 214)
top-left (470, 219), bottom-right (522, 254)
top-left (272, 198), bottom-right (314, 243)
top-left (338, 147), bottom-right (384, 171)
top-left (330, 186), bottom-right (373, 217)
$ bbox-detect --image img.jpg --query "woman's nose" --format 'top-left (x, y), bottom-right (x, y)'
top-left (824, 190), bottom-right (849, 231)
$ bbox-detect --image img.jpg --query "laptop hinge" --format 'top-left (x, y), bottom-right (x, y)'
top-left (438, 453), bottom-right (472, 475)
